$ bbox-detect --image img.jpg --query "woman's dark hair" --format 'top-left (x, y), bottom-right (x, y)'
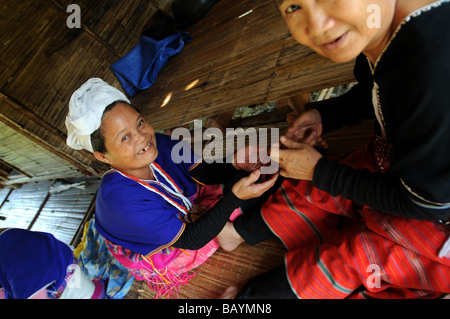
top-left (90, 100), bottom-right (140, 172)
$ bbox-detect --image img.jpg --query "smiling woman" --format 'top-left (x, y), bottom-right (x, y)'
top-left (92, 102), bottom-right (158, 180)
top-left (65, 78), bottom-right (279, 297)
top-left (276, 0), bottom-right (396, 63)
top-left (222, 0), bottom-right (450, 299)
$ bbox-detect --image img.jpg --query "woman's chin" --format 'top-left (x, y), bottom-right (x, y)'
top-left (320, 50), bottom-right (359, 63)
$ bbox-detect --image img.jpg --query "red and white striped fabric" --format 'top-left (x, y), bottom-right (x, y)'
top-left (261, 136), bottom-right (450, 298)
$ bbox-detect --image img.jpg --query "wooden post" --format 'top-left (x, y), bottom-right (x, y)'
top-left (70, 191), bottom-right (97, 247)
top-left (0, 188), bottom-right (14, 210)
top-left (27, 192), bottom-right (51, 231)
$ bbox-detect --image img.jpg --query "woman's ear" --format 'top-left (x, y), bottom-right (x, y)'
top-left (93, 151), bottom-right (111, 164)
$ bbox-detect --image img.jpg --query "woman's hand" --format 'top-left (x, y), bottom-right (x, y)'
top-left (285, 109), bottom-right (328, 149)
top-left (270, 136), bottom-right (323, 181)
top-left (186, 204), bottom-right (208, 222)
top-left (231, 169), bottom-right (278, 200)
top-left (232, 145), bottom-right (269, 172)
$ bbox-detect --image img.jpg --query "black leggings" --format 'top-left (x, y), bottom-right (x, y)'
top-left (223, 174), bottom-right (297, 299)
top-left (235, 265), bottom-right (297, 299)
top-left (223, 172), bottom-right (283, 245)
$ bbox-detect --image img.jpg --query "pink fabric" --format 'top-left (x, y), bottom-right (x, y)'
top-left (90, 280), bottom-right (106, 299)
top-left (105, 183), bottom-right (242, 298)
top-left (28, 287), bottom-right (49, 299)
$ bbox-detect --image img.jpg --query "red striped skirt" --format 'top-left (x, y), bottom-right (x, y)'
top-left (261, 136), bottom-right (450, 298)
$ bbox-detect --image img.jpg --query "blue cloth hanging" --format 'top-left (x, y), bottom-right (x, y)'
top-left (111, 32), bottom-right (192, 97)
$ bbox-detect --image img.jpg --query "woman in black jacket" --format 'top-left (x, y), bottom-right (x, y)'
top-left (222, 0), bottom-right (450, 299)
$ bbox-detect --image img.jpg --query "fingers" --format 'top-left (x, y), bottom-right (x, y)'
top-left (269, 142), bottom-right (281, 163)
top-left (249, 162), bottom-right (263, 172)
top-left (244, 168), bottom-right (262, 184)
top-left (285, 113), bottom-right (308, 138)
top-left (301, 130), bottom-right (318, 146)
top-left (251, 172), bottom-right (279, 194)
top-left (284, 128), bottom-right (303, 141)
top-left (280, 136), bottom-right (304, 149)
top-left (270, 137), bottom-right (308, 166)
top-left (278, 168), bottom-right (288, 178)
top-left (269, 140), bottom-right (299, 165)
top-left (260, 171), bottom-right (278, 186)
top-left (234, 145), bottom-right (271, 172)
top-left (284, 109), bottom-right (323, 142)
top-left (234, 169), bottom-right (279, 199)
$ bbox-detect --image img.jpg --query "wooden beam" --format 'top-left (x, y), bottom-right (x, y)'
top-left (70, 191), bottom-right (97, 247)
top-left (149, 0), bottom-right (174, 18)
top-left (0, 157), bottom-right (32, 178)
top-left (48, 0), bottom-right (121, 58)
top-left (0, 188), bottom-right (13, 210)
top-left (290, 93), bottom-right (311, 114)
top-left (27, 192), bottom-right (51, 231)
top-left (229, 107), bottom-right (288, 128)
top-left (0, 92), bottom-right (67, 142)
top-left (0, 92), bottom-right (97, 177)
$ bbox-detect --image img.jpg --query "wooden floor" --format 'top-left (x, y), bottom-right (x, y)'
top-left (125, 239), bottom-right (287, 299)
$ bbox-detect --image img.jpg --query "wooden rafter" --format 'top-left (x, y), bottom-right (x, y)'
top-left (0, 157), bottom-right (32, 178)
top-left (0, 92), bottom-right (97, 177)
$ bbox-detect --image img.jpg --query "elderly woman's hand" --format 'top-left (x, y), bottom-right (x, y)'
top-left (232, 144), bottom-right (276, 173)
top-left (285, 109), bottom-right (328, 149)
top-left (231, 169), bottom-right (279, 200)
top-left (232, 145), bottom-right (265, 172)
top-left (270, 136), bottom-right (323, 181)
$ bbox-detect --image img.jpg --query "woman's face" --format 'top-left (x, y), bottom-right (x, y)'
top-left (94, 103), bottom-right (158, 178)
top-left (278, 0), bottom-right (396, 63)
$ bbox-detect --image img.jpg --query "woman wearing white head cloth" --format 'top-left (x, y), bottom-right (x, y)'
top-left (66, 78), bottom-right (280, 297)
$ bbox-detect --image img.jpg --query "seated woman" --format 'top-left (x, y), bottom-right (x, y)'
top-left (221, 0), bottom-right (450, 299)
top-left (65, 78), bottom-right (278, 298)
top-left (0, 228), bottom-right (105, 299)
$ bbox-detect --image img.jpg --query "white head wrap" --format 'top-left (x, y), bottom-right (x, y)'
top-left (65, 78), bottom-right (130, 153)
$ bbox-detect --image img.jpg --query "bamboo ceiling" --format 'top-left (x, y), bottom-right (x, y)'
top-left (0, 0), bottom-right (354, 184)
top-left (0, 0), bottom-right (169, 183)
